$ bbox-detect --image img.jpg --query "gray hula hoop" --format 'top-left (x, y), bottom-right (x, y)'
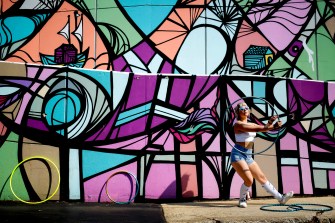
top-left (260, 203), bottom-right (333, 212)
top-left (223, 96), bottom-right (281, 155)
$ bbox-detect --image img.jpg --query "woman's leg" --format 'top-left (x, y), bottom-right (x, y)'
top-left (249, 162), bottom-right (293, 203)
top-left (232, 160), bottom-right (254, 187)
top-left (231, 160), bottom-right (253, 207)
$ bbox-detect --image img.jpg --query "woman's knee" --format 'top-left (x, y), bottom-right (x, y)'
top-left (256, 174), bottom-right (267, 184)
top-left (243, 176), bottom-right (253, 186)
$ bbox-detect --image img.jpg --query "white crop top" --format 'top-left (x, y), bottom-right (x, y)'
top-left (235, 131), bottom-right (257, 142)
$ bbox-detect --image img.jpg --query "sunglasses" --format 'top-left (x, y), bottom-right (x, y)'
top-left (239, 106), bottom-right (249, 111)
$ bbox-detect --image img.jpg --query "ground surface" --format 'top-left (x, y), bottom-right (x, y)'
top-left (0, 196), bottom-right (334, 223)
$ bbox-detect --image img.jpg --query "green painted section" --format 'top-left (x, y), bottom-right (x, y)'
top-left (0, 132), bottom-right (29, 201)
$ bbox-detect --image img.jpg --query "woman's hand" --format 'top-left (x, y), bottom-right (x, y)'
top-left (268, 116), bottom-right (278, 125)
top-left (273, 120), bottom-right (282, 129)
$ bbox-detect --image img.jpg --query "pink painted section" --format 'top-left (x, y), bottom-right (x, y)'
top-left (30, 82), bottom-right (41, 92)
top-left (328, 83), bottom-right (335, 104)
top-left (300, 159), bottom-right (313, 194)
top-left (310, 144), bottom-right (331, 153)
top-left (227, 85), bottom-right (242, 104)
top-left (84, 162), bottom-right (137, 202)
top-left (281, 166), bottom-right (300, 194)
top-left (95, 135), bottom-right (148, 150)
top-left (299, 139), bottom-right (309, 158)
top-left (180, 140), bottom-right (196, 152)
top-left (181, 165), bottom-right (198, 197)
top-left (230, 172), bottom-right (243, 198)
top-left (280, 133), bottom-right (297, 150)
top-left (226, 135), bottom-right (234, 152)
top-left (27, 66), bottom-right (40, 78)
top-left (329, 171), bottom-right (335, 189)
top-left (204, 133), bottom-right (220, 152)
top-left (202, 160), bottom-right (220, 198)
top-left (200, 87), bottom-right (217, 108)
top-left (146, 130), bottom-right (175, 151)
top-left (163, 131), bottom-right (176, 151)
top-left (15, 93), bottom-right (32, 124)
top-left (145, 163), bottom-right (176, 199)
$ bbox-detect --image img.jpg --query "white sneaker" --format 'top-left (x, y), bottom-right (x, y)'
top-left (279, 191), bottom-right (294, 204)
top-left (239, 198), bottom-right (247, 208)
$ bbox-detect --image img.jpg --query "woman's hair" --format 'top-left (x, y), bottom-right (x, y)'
top-left (234, 102), bottom-right (247, 120)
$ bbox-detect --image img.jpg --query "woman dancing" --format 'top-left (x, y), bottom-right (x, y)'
top-left (230, 102), bottom-right (294, 208)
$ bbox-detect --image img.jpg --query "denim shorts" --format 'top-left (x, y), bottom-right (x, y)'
top-left (230, 144), bottom-right (254, 165)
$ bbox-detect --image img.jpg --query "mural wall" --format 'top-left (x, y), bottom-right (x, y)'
top-left (0, 0), bottom-right (334, 203)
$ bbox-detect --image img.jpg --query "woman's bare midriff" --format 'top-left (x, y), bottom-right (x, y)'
top-left (236, 141), bottom-right (254, 149)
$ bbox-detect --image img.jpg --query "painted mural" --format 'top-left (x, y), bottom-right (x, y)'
top-left (0, 0), bottom-right (334, 203)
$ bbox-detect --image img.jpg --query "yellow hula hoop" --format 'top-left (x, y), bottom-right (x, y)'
top-left (9, 156), bottom-right (60, 204)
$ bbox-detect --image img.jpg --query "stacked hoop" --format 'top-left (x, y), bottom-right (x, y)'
top-left (105, 170), bottom-right (139, 204)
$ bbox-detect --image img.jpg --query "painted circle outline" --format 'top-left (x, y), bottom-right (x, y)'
top-left (105, 170), bottom-right (139, 204)
top-left (223, 96), bottom-right (281, 155)
top-left (10, 156), bottom-right (60, 204)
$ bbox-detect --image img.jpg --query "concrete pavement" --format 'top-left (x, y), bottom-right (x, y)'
top-left (162, 196), bottom-right (335, 223)
top-left (0, 202), bottom-right (166, 223)
top-left (0, 196), bottom-right (334, 223)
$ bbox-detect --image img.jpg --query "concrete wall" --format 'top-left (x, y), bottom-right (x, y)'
top-left (0, 0), bottom-right (334, 203)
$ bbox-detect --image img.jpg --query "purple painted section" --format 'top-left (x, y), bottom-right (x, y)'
top-left (292, 123), bottom-right (305, 134)
top-left (113, 56), bottom-right (128, 71)
top-left (313, 134), bottom-right (333, 140)
top-left (287, 83), bottom-right (298, 112)
top-left (145, 163), bottom-right (176, 199)
top-left (288, 40), bottom-right (303, 57)
top-left (169, 78), bottom-right (191, 107)
top-left (150, 116), bottom-right (168, 129)
top-left (202, 159), bottom-right (220, 198)
top-left (6, 79), bottom-right (32, 88)
top-left (27, 119), bottom-right (49, 131)
top-left (118, 116), bottom-right (148, 138)
top-left (133, 41), bottom-right (154, 64)
top-left (282, 166), bottom-right (300, 194)
top-left (186, 76), bottom-right (219, 107)
top-left (126, 75), bottom-right (157, 109)
top-left (293, 81), bottom-right (324, 112)
top-left (86, 108), bottom-right (119, 141)
top-left (161, 61), bottom-right (172, 73)
top-left (300, 159), bottom-right (313, 194)
top-left (126, 77), bottom-right (146, 108)
top-left (84, 162), bottom-right (137, 202)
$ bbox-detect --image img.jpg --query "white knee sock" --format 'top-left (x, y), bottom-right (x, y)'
top-left (240, 183), bottom-right (250, 201)
top-left (262, 181), bottom-right (282, 201)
